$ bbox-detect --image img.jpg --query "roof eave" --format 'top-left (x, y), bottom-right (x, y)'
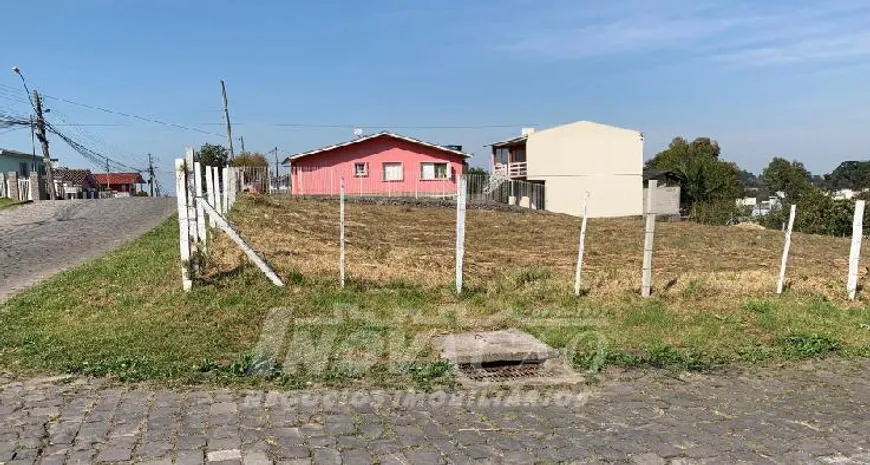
top-left (283, 132), bottom-right (472, 165)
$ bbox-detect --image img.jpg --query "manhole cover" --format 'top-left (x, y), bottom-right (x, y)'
top-left (435, 329), bottom-right (583, 387)
top-left (458, 361), bottom-right (544, 382)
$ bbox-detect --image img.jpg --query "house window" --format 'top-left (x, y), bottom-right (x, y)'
top-left (495, 148), bottom-right (509, 165)
top-left (421, 162), bottom-right (449, 180)
top-left (354, 162), bottom-right (368, 177)
top-left (383, 162), bottom-right (403, 182)
top-left (19, 162), bottom-right (29, 177)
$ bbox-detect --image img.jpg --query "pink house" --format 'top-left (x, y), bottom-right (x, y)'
top-left (283, 132), bottom-right (469, 196)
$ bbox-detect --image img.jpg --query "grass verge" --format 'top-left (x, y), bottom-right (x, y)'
top-left (1, 197), bottom-right (868, 389)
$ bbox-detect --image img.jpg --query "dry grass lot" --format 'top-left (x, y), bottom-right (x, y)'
top-left (217, 196), bottom-right (857, 303)
top-left (207, 196), bottom-right (870, 375)
top-left (1, 195), bottom-right (868, 388)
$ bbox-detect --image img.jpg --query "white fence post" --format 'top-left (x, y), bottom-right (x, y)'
top-left (340, 177), bottom-right (346, 288)
top-left (193, 161), bottom-right (207, 251)
top-left (776, 204), bottom-right (797, 295)
top-left (574, 192), bottom-right (590, 297)
top-left (175, 159), bottom-right (192, 291)
top-left (222, 166), bottom-right (230, 215)
top-left (184, 148), bottom-right (199, 247)
top-left (455, 175), bottom-right (468, 294)
top-left (212, 166), bottom-right (222, 215)
top-left (206, 166), bottom-right (217, 227)
top-left (848, 200), bottom-right (865, 300)
top-left (641, 180), bottom-right (657, 297)
top-left (227, 167), bottom-right (236, 210)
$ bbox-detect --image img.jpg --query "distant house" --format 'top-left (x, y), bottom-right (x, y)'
top-left (282, 132), bottom-right (470, 196)
top-left (93, 172), bottom-right (146, 196)
top-left (489, 121), bottom-right (643, 217)
top-left (53, 168), bottom-right (101, 199)
top-left (0, 148), bottom-right (52, 178)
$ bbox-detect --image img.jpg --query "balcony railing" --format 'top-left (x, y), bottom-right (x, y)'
top-left (494, 161), bottom-right (527, 178)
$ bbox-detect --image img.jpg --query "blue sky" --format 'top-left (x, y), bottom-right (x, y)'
top-left (1, 0), bottom-right (869, 193)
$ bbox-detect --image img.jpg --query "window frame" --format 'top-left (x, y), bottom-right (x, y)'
top-left (353, 162), bottom-right (368, 177)
top-left (420, 162), bottom-right (449, 181)
top-left (382, 162), bottom-right (404, 182)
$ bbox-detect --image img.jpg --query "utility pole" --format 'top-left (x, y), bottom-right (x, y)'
top-left (106, 158), bottom-right (111, 197)
top-left (220, 80), bottom-right (235, 161)
top-left (33, 90), bottom-right (56, 200)
top-left (147, 153), bottom-right (155, 197)
top-left (239, 136), bottom-right (246, 156)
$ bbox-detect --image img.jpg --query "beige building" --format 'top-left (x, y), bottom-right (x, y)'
top-left (490, 120), bottom-right (644, 217)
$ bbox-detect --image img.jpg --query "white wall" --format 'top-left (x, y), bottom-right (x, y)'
top-left (526, 121), bottom-right (643, 217)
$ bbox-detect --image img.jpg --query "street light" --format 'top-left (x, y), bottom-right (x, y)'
top-left (12, 66), bottom-right (36, 110)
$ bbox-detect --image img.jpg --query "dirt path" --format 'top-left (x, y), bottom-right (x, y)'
top-left (0, 198), bottom-right (175, 303)
top-left (1, 358), bottom-right (869, 464)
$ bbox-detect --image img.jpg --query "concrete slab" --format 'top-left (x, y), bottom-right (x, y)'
top-left (437, 329), bottom-right (553, 365)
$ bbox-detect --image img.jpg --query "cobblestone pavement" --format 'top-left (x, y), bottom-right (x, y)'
top-left (1, 358), bottom-right (869, 464)
top-left (0, 198), bottom-right (175, 302)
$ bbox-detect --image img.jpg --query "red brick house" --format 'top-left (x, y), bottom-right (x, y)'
top-left (94, 172), bottom-right (146, 195)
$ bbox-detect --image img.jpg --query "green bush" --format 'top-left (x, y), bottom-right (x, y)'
top-left (760, 188), bottom-right (869, 236)
top-left (690, 199), bottom-right (744, 225)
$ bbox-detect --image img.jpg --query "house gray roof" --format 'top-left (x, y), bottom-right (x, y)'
top-left (489, 135), bottom-right (528, 148)
top-left (282, 131), bottom-right (472, 165)
top-left (0, 148), bottom-right (58, 162)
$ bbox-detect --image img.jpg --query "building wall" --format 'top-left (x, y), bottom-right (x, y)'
top-left (0, 153), bottom-right (46, 177)
top-left (542, 176), bottom-right (643, 217)
top-left (290, 136), bottom-right (466, 195)
top-left (525, 121), bottom-right (643, 217)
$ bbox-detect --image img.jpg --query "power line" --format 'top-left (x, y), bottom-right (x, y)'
top-left (46, 105), bottom-right (142, 169)
top-left (42, 94), bottom-right (225, 137)
top-left (46, 123), bottom-right (144, 173)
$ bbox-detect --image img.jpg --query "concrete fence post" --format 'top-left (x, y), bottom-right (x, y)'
top-left (28, 172), bottom-right (42, 201)
top-left (847, 200), bottom-right (865, 300)
top-left (641, 180), bottom-right (657, 297)
top-left (206, 166), bottom-right (217, 228)
top-left (7, 172), bottom-right (19, 202)
top-left (340, 177), bottom-right (346, 288)
top-left (212, 165), bottom-right (222, 214)
top-left (222, 166), bottom-right (230, 215)
top-left (184, 148), bottom-right (200, 247)
top-left (193, 161), bottom-right (207, 252)
top-left (776, 204), bottom-right (797, 295)
top-left (455, 175), bottom-right (468, 294)
top-left (574, 192), bottom-right (590, 297)
top-left (175, 159), bottom-right (192, 291)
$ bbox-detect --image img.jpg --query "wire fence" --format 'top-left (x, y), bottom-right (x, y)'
top-left (233, 166), bottom-right (546, 209)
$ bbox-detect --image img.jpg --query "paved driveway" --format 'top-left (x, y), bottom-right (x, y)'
top-left (0, 198), bottom-right (175, 302)
top-left (1, 358), bottom-right (869, 464)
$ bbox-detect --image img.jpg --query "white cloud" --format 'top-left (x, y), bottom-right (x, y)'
top-left (497, 0), bottom-right (870, 67)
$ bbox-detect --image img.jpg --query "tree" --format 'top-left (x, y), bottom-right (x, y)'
top-left (465, 166), bottom-right (488, 176)
top-left (826, 161), bottom-right (870, 191)
top-left (232, 152), bottom-right (269, 167)
top-left (645, 136), bottom-right (741, 207)
top-left (197, 143), bottom-right (229, 169)
top-left (761, 157), bottom-right (811, 200)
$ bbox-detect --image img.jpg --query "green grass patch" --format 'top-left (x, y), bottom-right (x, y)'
top-left (1, 204), bottom-right (869, 388)
top-left (0, 198), bottom-right (26, 210)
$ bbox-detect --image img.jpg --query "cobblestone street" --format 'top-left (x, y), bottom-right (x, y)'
top-left (1, 358), bottom-right (869, 464)
top-left (0, 198), bottom-right (175, 302)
